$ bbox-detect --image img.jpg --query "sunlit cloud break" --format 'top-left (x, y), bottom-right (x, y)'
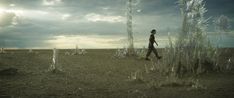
top-left (85, 13), bottom-right (125, 23)
top-left (44, 35), bottom-right (175, 49)
top-left (46, 35), bottom-right (127, 49)
top-left (43, 0), bottom-right (63, 6)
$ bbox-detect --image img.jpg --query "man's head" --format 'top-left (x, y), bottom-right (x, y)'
top-left (151, 29), bottom-right (156, 34)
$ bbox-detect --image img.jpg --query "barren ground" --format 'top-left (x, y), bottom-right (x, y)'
top-left (0, 49), bottom-right (234, 98)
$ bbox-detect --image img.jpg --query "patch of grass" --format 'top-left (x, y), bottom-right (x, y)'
top-left (128, 70), bottom-right (145, 84)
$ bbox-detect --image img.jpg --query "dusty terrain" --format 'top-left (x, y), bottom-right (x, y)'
top-left (0, 49), bottom-right (234, 98)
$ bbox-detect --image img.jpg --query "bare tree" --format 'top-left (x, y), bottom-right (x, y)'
top-left (214, 15), bottom-right (230, 32)
top-left (126, 0), bottom-right (135, 55)
top-left (213, 15), bottom-right (231, 43)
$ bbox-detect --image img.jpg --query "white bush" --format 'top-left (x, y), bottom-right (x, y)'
top-left (114, 48), bottom-right (128, 58)
top-left (161, 0), bottom-right (221, 76)
top-left (0, 48), bottom-right (6, 53)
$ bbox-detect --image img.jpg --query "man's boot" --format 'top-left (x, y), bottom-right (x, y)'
top-left (157, 56), bottom-right (162, 59)
top-left (145, 58), bottom-right (150, 61)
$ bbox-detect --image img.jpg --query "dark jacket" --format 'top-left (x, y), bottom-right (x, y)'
top-left (148, 34), bottom-right (155, 48)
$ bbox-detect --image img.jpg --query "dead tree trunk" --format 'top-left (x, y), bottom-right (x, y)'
top-left (126, 0), bottom-right (135, 55)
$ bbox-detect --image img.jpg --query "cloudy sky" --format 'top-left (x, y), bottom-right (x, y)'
top-left (0, 0), bottom-right (233, 49)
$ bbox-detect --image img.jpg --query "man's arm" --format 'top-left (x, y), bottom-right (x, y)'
top-left (154, 41), bottom-right (158, 46)
top-left (153, 36), bottom-right (158, 46)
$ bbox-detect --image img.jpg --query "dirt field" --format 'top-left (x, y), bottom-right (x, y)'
top-left (0, 49), bottom-right (234, 98)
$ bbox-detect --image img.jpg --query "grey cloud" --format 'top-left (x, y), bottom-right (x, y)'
top-left (0, 12), bottom-right (16, 27)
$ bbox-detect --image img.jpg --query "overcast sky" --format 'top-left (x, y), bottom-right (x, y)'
top-left (0, 0), bottom-right (233, 49)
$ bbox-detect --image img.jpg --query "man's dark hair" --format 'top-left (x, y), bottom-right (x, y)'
top-left (151, 29), bottom-right (156, 33)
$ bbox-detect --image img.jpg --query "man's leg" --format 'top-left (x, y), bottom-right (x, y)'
top-left (145, 48), bottom-right (152, 60)
top-left (152, 48), bottom-right (162, 59)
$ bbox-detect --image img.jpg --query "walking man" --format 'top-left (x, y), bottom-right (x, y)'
top-left (145, 29), bottom-right (162, 60)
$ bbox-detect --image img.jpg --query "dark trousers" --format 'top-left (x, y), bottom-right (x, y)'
top-left (146, 47), bottom-right (159, 58)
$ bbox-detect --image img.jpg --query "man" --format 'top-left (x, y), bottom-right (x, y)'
top-left (145, 29), bottom-right (162, 60)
